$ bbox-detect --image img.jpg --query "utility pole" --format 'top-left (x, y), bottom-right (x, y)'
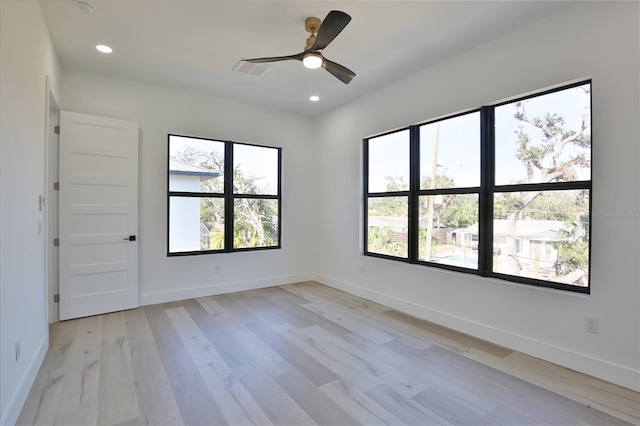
top-left (425, 123), bottom-right (439, 259)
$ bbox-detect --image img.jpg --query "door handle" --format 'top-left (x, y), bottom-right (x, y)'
top-left (124, 235), bottom-right (136, 241)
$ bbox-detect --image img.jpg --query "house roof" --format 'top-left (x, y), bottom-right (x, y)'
top-left (169, 159), bottom-right (220, 179)
top-left (457, 219), bottom-right (567, 239)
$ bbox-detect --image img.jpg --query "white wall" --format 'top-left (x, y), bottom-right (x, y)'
top-left (0, 0), bottom-right (61, 424)
top-left (312, 1), bottom-right (640, 391)
top-left (61, 70), bottom-right (315, 306)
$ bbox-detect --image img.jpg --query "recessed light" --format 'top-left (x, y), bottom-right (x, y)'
top-left (309, 95), bottom-right (320, 102)
top-left (96, 45), bottom-right (113, 54)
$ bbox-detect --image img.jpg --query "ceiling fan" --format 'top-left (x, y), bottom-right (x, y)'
top-left (243, 10), bottom-right (356, 84)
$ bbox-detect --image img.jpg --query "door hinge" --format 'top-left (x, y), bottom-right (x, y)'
top-left (54, 126), bottom-right (60, 135)
top-left (54, 182), bottom-right (59, 190)
top-left (53, 238), bottom-right (59, 246)
top-left (54, 294), bottom-right (59, 303)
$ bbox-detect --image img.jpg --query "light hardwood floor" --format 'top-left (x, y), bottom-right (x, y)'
top-left (18, 281), bottom-right (640, 425)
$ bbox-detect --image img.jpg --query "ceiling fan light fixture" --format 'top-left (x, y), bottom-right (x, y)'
top-left (302, 53), bottom-right (323, 69)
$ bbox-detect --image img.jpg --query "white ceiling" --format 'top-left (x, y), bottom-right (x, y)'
top-left (40, 0), bottom-right (576, 116)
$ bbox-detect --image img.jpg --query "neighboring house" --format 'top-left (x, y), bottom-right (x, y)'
top-left (367, 216), bottom-right (431, 243)
top-left (169, 159), bottom-right (220, 252)
top-left (453, 219), bottom-right (568, 268)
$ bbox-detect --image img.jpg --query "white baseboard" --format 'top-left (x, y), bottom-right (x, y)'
top-left (313, 273), bottom-right (640, 393)
top-left (1, 335), bottom-right (49, 426)
top-left (139, 273), bottom-right (314, 306)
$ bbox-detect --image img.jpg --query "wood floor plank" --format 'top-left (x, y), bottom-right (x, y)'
top-left (178, 298), bottom-right (211, 318)
top-left (247, 293), bottom-right (313, 328)
top-left (486, 351), bottom-right (640, 423)
top-left (273, 298), bottom-right (353, 337)
top-left (195, 295), bottom-right (232, 319)
top-left (290, 282), bottom-right (390, 313)
top-left (144, 304), bottom-right (227, 425)
top-left (245, 320), bottom-right (340, 387)
top-left (124, 308), bottom-right (184, 426)
top-left (303, 325), bottom-right (428, 398)
top-left (320, 379), bottom-right (405, 426)
top-left (192, 312), bottom-right (291, 376)
top-left (215, 293), bottom-right (261, 324)
top-left (53, 315), bottom-right (103, 426)
top-left (255, 285), bottom-right (313, 305)
top-left (165, 307), bottom-right (214, 354)
top-left (273, 370), bottom-right (359, 425)
top-left (272, 322), bottom-right (382, 392)
top-left (424, 344), bottom-right (632, 425)
top-left (16, 368), bottom-right (65, 426)
top-left (302, 294), bottom-right (434, 350)
top-left (15, 320), bottom-right (78, 425)
top-left (302, 301), bottom-right (396, 344)
top-left (231, 293), bottom-right (288, 326)
top-left (381, 309), bottom-right (513, 357)
top-left (190, 314), bottom-right (254, 368)
top-left (364, 383), bottom-right (451, 425)
top-left (165, 306), bottom-right (273, 425)
top-left (412, 387), bottom-right (488, 426)
top-left (231, 363), bottom-right (316, 425)
top-left (96, 311), bottom-right (138, 426)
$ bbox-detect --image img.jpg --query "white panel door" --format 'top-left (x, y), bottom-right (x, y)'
top-left (59, 111), bottom-right (139, 320)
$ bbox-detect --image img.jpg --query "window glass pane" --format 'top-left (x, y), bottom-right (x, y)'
top-left (234, 144), bottom-right (278, 195)
top-left (420, 112), bottom-right (480, 189)
top-left (169, 197), bottom-right (224, 252)
top-left (493, 189), bottom-right (590, 287)
top-left (169, 136), bottom-right (224, 193)
top-left (419, 194), bottom-right (479, 269)
top-left (234, 199), bottom-right (279, 248)
top-left (368, 130), bottom-right (410, 193)
top-left (367, 196), bottom-right (408, 258)
top-left (495, 84), bottom-right (591, 185)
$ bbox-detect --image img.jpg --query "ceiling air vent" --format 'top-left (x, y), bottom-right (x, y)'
top-left (233, 60), bottom-right (270, 77)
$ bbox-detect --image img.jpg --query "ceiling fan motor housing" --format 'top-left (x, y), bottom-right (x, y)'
top-left (305, 17), bottom-right (321, 50)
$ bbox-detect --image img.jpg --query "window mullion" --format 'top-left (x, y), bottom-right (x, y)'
top-left (224, 141), bottom-right (234, 252)
top-left (479, 106), bottom-right (494, 275)
top-left (409, 125), bottom-right (420, 263)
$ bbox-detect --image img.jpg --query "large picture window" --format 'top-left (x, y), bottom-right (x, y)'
top-left (364, 81), bottom-right (591, 293)
top-left (168, 135), bottom-right (281, 255)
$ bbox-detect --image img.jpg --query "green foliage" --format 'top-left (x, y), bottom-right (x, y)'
top-left (174, 148), bottom-right (277, 249)
top-left (367, 226), bottom-right (407, 257)
top-left (555, 213), bottom-right (590, 274)
top-left (494, 191), bottom-right (584, 221)
top-left (438, 194), bottom-right (478, 228)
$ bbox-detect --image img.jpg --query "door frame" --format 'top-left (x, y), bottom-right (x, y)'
top-left (45, 76), bottom-right (60, 323)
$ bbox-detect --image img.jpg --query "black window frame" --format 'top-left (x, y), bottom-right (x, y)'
top-left (364, 80), bottom-right (592, 294)
top-left (168, 134), bottom-right (282, 256)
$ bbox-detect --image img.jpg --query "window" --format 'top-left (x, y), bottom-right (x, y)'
top-left (364, 81), bottom-right (591, 293)
top-left (168, 134), bottom-right (281, 255)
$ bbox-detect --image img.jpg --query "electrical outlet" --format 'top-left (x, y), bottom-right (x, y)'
top-left (214, 265), bottom-right (221, 274)
top-left (360, 264), bottom-right (365, 274)
top-left (585, 317), bottom-right (599, 334)
top-left (15, 341), bottom-right (20, 362)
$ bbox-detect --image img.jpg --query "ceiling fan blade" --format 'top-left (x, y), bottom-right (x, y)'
top-left (322, 58), bottom-right (356, 84)
top-left (244, 53), bottom-right (304, 63)
top-left (311, 10), bottom-right (351, 51)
